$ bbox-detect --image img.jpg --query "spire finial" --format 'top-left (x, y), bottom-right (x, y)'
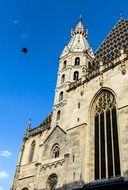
top-left (26, 118), bottom-right (31, 132)
top-left (79, 15), bottom-right (82, 22)
top-left (119, 10), bottom-right (123, 19)
top-left (70, 16), bottom-right (88, 38)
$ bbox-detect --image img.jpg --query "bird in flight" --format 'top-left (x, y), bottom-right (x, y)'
top-left (21, 47), bottom-right (28, 54)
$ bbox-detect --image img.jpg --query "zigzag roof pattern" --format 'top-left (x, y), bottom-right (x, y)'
top-left (94, 19), bottom-right (128, 64)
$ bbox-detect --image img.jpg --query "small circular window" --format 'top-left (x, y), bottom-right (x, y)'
top-left (46, 174), bottom-right (58, 190)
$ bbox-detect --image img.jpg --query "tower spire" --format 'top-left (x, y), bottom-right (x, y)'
top-left (60, 17), bottom-right (93, 58)
top-left (71, 16), bottom-right (88, 38)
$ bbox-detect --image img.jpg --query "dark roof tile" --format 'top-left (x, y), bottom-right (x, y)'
top-left (93, 19), bottom-right (128, 65)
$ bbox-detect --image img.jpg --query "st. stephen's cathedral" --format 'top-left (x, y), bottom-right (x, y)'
top-left (12, 17), bottom-right (128, 190)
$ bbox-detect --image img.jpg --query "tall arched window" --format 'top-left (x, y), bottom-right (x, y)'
top-left (46, 174), bottom-right (58, 190)
top-left (75, 57), bottom-right (80, 65)
top-left (88, 61), bottom-right (91, 69)
top-left (61, 74), bottom-right (65, 84)
top-left (73, 71), bottom-right (79, 80)
top-left (56, 110), bottom-right (61, 121)
top-left (52, 144), bottom-right (60, 158)
top-left (94, 90), bottom-right (121, 179)
top-left (59, 91), bottom-right (63, 101)
top-left (28, 141), bottom-right (35, 163)
top-left (63, 60), bottom-right (67, 69)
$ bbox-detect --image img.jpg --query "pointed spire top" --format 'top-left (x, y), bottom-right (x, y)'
top-left (76, 15), bottom-right (84, 29)
top-left (119, 10), bottom-right (123, 19)
top-left (71, 16), bottom-right (88, 38)
top-left (60, 17), bottom-right (94, 58)
top-left (79, 15), bottom-right (82, 22)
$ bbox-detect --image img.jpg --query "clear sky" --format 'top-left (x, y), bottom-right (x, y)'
top-left (0, 0), bottom-right (128, 189)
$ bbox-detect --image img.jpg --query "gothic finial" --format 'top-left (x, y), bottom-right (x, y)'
top-left (119, 10), bottom-right (123, 19)
top-left (26, 118), bottom-right (31, 132)
top-left (79, 15), bottom-right (82, 22)
top-left (71, 28), bottom-right (74, 37)
top-left (120, 48), bottom-right (124, 54)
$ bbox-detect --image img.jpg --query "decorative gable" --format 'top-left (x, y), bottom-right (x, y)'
top-left (42, 126), bottom-right (67, 161)
top-left (44, 125), bottom-right (66, 144)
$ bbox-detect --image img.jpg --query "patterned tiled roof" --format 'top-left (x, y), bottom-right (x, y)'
top-left (94, 19), bottom-right (128, 64)
top-left (73, 176), bottom-right (128, 190)
top-left (67, 19), bottom-right (128, 92)
top-left (83, 176), bottom-right (124, 188)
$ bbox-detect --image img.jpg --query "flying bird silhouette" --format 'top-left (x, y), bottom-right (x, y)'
top-left (21, 47), bottom-right (28, 54)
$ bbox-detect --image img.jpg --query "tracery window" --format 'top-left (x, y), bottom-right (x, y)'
top-left (52, 144), bottom-right (60, 158)
top-left (28, 141), bottom-right (35, 163)
top-left (61, 74), bottom-right (65, 84)
top-left (94, 90), bottom-right (121, 179)
top-left (75, 57), bottom-right (80, 65)
top-left (46, 174), bottom-right (58, 190)
top-left (56, 110), bottom-right (61, 121)
top-left (73, 71), bottom-right (79, 80)
top-left (59, 91), bottom-right (63, 101)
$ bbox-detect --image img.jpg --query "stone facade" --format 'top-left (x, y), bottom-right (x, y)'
top-left (12, 18), bottom-right (128, 190)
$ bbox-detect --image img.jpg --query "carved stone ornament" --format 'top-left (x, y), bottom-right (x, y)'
top-left (99, 73), bottom-right (104, 86)
top-left (95, 91), bottom-right (116, 114)
top-left (40, 158), bottom-right (65, 171)
top-left (82, 66), bottom-right (87, 76)
top-left (120, 62), bottom-right (126, 75)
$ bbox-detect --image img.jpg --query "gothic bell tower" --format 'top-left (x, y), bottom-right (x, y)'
top-left (52, 17), bottom-right (94, 127)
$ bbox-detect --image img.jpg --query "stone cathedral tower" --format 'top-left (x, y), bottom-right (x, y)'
top-left (52, 18), bottom-right (94, 130)
top-left (12, 18), bottom-right (128, 190)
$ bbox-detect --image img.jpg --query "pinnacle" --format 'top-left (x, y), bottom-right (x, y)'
top-left (75, 15), bottom-right (84, 29)
top-left (71, 17), bottom-right (87, 38)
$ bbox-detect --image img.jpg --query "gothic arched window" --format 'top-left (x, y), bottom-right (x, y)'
top-left (56, 110), bottom-right (61, 121)
top-left (94, 90), bottom-right (121, 179)
top-left (28, 141), bottom-right (35, 163)
top-left (52, 144), bottom-right (60, 158)
top-left (73, 71), bottom-right (79, 80)
top-left (22, 188), bottom-right (28, 190)
top-left (63, 60), bottom-right (67, 69)
top-left (88, 61), bottom-right (91, 69)
top-left (59, 91), bottom-right (63, 101)
top-left (46, 174), bottom-right (58, 190)
top-left (61, 74), bottom-right (65, 84)
top-left (75, 57), bottom-right (80, 65)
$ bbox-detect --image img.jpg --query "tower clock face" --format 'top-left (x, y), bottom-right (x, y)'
top-left (74, 42), bottom-right (83, 50)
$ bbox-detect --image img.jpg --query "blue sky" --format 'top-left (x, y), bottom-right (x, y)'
top-left (0, 0), bottom-right (128, 189)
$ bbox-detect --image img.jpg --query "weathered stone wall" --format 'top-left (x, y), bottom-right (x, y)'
top-left (12, 58), bottom-right (128, 189)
